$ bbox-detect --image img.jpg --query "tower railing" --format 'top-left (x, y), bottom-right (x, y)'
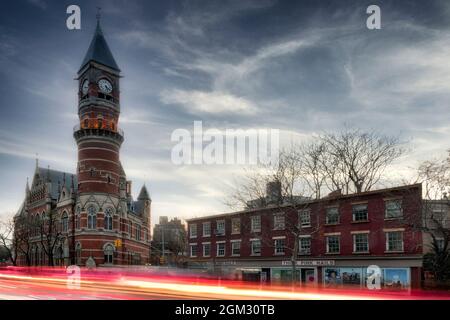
top-left (73, 124), bottom-right (124, 137)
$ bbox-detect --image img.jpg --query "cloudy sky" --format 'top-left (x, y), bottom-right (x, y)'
top-left (0, 0), bottom-right (449, 225)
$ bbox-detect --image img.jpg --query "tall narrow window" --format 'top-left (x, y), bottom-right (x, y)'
top-left (326, 235), bottom-right (340, 253)
top-left (61, 212), bottom-right (68, 232)
top-left (104, 208), bottom-right (113, 231)
top-left (136, 224), bottom-right (141, 241)
top-left (326, 207), bottom-right (340, 224)
top-left (75, 207), bottom-right (81, 229)
top-left (352, 204), bottom-right (368, 222)
top-left (104, 244), bottom-right (114, 264)
top-left (251, 216), bottom-right (261, 232)
top-left (87, 206), bottom-right (97, 229)
top-left (75, 242), bottom-right (82, 265)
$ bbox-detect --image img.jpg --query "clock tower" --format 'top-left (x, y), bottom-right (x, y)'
top-left (74, 19), bottom-right (125, 198)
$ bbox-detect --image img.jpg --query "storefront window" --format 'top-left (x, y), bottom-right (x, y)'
top-left (382, 268), bottom-right (409, 289)
top-left (324, 267), bottom-right (410, 290)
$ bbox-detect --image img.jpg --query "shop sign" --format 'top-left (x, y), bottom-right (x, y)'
top-left (281, 260), bottom-right (335, 266)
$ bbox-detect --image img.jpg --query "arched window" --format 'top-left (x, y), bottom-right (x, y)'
top-left (97, 119), bottom-right (103, 129)
top-left (87, 206), bottom-right (97, 229)
top-left (104, 207), bottom-right (113, 231)
top-left (90, 168), bottom-right (95, 177)
top-left (61, 211), bottom-right (68, 232)
top-left (104, 244), bottom-right (114, 264)
top-left (75, 242), bottom-right (82, 265)
top-left (136, 224), bottom-right (141, 241)
top-left (111, 122), bottom-right (115, 131)
top-left (83, 118), bottom-right (89, 128)
top-left (75, 206), bottom-right (81, 229)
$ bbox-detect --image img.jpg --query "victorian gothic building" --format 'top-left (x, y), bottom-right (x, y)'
top-left (14, 20), bottom-right (151, 267)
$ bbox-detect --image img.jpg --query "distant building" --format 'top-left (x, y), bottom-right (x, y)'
top-left (422, 199), bottom-right (450, 253)
top-left (151, 217), bottom-right (187, 266)
top-left (186, 184), bottom-right (424, 289)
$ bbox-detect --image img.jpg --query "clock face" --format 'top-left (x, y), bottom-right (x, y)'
top-left (98, 79), bottom-right (113, 94)
top-left (81, 80), bottom-right (89, 95)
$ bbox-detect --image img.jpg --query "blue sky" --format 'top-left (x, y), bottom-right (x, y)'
top-left (1, 0), bottom-right (449, 225)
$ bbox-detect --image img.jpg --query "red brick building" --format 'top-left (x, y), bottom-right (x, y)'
top-left (186, 184), bottom-right (423, 289)
top-left (14, 19), bottom-right (151, 267)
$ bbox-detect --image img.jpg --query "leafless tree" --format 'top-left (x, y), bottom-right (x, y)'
top-left (319, 129), bottom-right (406, 194)
top-left (38, 210), bottom-right (63, 266)
top-left (417, 150), bottom-right (450, 283)
top-left (12, 213), bottom-right (37, 266)
top-left (227, 147), bottom-right (323, 285)
top-left (0, 216), bottom-right (18, 266)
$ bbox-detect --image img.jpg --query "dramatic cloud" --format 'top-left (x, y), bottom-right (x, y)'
top-left (0, 0), bottom-right (449, 224)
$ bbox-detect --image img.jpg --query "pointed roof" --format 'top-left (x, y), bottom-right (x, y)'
top-left (137, 185), bottom-right (151, 201)
top-left (79, 20), bottom-right (120, 73)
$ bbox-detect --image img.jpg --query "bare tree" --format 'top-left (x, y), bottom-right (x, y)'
top-left (38, 210), bottom-right (63, 266)
top-left (12, 213), bottom-right (36, 266)
top-left (0, 216), bottom-right (18, 266)
top-left (319, 129), bottom-right (406, 194)
top-left (227, 147), bottom-right (323, 285)
top-left (417, 150), bottom-right (450, 283)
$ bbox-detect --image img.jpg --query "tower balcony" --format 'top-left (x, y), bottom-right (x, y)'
top-left (73, 124), bottom-right (124, 145)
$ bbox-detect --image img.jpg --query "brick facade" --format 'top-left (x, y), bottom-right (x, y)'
top-left (14, 21), bottom-right (151, 267)
top-left (186, 184), bottom-right (424, 289)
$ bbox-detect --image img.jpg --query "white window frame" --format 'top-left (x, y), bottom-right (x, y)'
top-left (273, 213), bottom-right (285, 230)
top-left (352, 203), bottom-right (368, 222)
top-left (231, 240), bottom-right (241, 256)
top-left (251, 215), bottom-right (261, 233)
top-left (352, 231), bottom-right (370, 253)
top-left (385, 199), bottom-right (403, 219)
top-left (231, 218), bottom-right (241, 234)
top-left (326, 234), bottom-right (340, 254)
top-left (216, 220), bottom-right (225, 236)
top-left (189, 224), bottom-right (197, 238)
top-left (250, 239), bottom-right (261, 256)
top-left (299, 209), bottom-right (311, 228)
top-left (216, 241), bottom-right (226, 257)
top-left (326, 207), bottom-right (340, 224)
top-left (273, 236), bottom-right (286, 255)
top-left (385, 231), bottom-right (404, 252)
top-left (203, 222), bottom-right (211, 237)
top-left (299, 236), bottom-right (311, 255)
top-left (202, 242), bottom-right (211, 257)
top-left (189, 244), bottom-right (198, 257)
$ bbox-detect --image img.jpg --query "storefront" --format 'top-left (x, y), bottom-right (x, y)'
top-left (323, 266), bottom-right (411, 290)
top-left (188, 257), bottom-right (421, 289)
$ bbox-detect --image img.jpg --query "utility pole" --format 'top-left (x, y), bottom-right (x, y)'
top-left (161, 225), bottom-right (165, 265)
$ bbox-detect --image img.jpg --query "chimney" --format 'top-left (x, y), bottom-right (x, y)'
top-left (266, 180), bottom-right (282, 204)
top-left (327, 189), bottom-right (342, 198)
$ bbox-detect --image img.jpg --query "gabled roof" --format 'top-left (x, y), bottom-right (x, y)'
top-left (79, 21), bottom-right (120, 72)
top-left (34, 167), bottom-right (77, 200)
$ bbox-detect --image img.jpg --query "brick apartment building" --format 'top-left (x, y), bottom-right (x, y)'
top-left (186, 184), bottom-right (424, 289)
top-left (13, 19), bottom-right (151, 267)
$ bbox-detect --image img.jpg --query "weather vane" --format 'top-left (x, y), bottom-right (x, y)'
top-left (96, 7), bottom-right (101, 21)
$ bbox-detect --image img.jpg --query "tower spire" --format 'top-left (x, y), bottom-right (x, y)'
top-left (96, 6), bottom-right (101, 22)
